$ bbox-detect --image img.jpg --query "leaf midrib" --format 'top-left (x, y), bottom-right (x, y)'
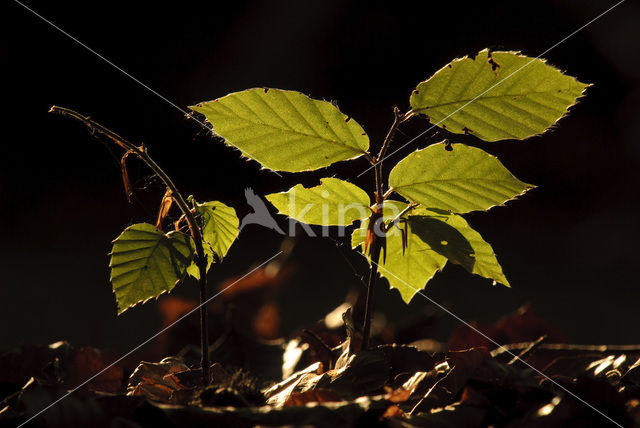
top-left (393, 178), bottom-right (524, 187)
top-left (209, 105), bottom-right (366, 155)
top-left (412, 88), bottom-right (577, 111)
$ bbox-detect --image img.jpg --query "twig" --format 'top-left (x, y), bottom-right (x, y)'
top-left (385, 203), bottom-right (419, 232)
top-left (50, 106), bottom-right (212, 386)
top-left (508, 335), bottom-right (547, 365)
top-left (361, 239), bottom-right (382, 350)
top-left (377, 107), bottom-right (409, 165)
top-left (492, 342), bottom-right (640, 357)
top-left (361, 107), bottom-right (411, 349)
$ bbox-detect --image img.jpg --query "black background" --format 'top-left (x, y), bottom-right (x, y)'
top-left (1, 0), bottom-right (639, 353)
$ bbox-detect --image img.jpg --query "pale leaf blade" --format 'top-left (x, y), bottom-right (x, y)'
top-left (389, 143), bottom-right (533, 213)
top-left (110, 223), bottom-right (194, 314)
top-left (197, 201), bottom-right (239, 260)
top-left (410, 49), bottom-right (588, 141)
top-left (267, 177), bottom-right (370, 226)
top-left (187, 200), bottom-right (239, 279)
top-left (190, 88), bottom-right (369, 172)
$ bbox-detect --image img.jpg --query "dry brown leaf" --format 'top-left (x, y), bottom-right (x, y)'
top-left (382, 404), bottom-right (405, 419)
top-left (120, 150), bottom-right (134, 203)
top-left (264, 362), bottom-right (323, 406)
top-left (384, 385), bottom-right (412, 403)
top-left (155, 187), bottom-right (174, 229)
top-left (253, 301), bottom-right (281, 340)
top-left (127, 358), bottom-right (189, 402)
top-left (282, 388), bottom-right (342, 407)
top-left (64, 346), bottom-right (123, 393)
top-left (448, 305), bottom-right (563, 351)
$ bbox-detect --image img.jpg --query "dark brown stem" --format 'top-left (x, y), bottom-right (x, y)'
top-left (361, 107), bottom-right (410, 350)
top-left (377, 107), bottom-right (405, 165)
top-left (361, 238), bottom-right (382, 350)
top-left (50, 106), bottom-right (211, 386)
top-left (373, 107), bottom-right (410, 202)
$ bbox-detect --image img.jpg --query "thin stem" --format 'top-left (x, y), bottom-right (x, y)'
top-left (386, 203), bottom-right (418, 231)
top-left (361, 240), bottom-right (381, 350)
top-left (361, 107), bottom-right (410, 350)
top-left (50, 106), bottom-right (211, 386)
top-left (373, 107), bottom-right (410, 200)
top-left (377, 107), bottom-right (405, 165)
top-left (364, 152), bottom-right (376, 165)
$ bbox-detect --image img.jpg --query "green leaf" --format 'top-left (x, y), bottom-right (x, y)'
top-left (110, 223), bottom-right (194, 314)
top-left (410, 49), bottom-right (589, 141)
top-left (190, 88), bottom-right (369, 172)
top-left (408, 208), bottom-right (509, 286)
top-left (352, 201), bottom-right (447, 303)
top-left (196, 200), bottom-right (239, 260)
top-left (186, 243), bottom-right (214, 280)
top-left (187, 200), bottom-right (239, 280)
top-left (352, 202), bottom-right (509, 303)
top-left (266, 177), bottom-right (370, 226)
top-left (389, 143), bottom-right (533, 213)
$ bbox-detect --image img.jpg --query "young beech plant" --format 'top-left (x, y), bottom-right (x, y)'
top-left (191, 49), bottom-right (588, 348)
top-left (50, 107), bottom-right (240, 386)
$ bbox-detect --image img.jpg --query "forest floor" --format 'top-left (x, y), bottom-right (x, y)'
top-left (2, 284), bottom-right (639, 427)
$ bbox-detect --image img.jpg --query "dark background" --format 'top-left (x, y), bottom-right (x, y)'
top-left (1, 0), bottom-right (638, 353)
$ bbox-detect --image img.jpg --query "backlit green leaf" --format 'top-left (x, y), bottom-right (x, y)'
top-left (389, 143), bottom-right (533, 213)
top-left (186, 243), bottom-right (214, 280)
top-left (352, 201), bottom-right (447, 303)
top-left (187, 200), bottom-right (239, 279)
top-left (266, 177), bottom-right (370, 226)
top-left (190, 88), bottom-right (369, 172)
top-left (110, 223), bottom-right (194, 314)
top-left (196, 200), bottom-right (239, 260)
top-left (352, 202), bottom-right (509, 303)
top-left (410, 49), bottom-right (588, 141)
top-left (409, 208), bottom-right (509, 286)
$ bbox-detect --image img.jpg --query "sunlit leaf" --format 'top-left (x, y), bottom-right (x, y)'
top-left (410, 49), bottom-right (588, 141)
top-left (352, 201), bottom-right (447, 303)
top-left (190, 88), bottom-right (369, 172)
top-left (110, 223), bottom-right (194, 314)
top-left (409, 207), bottom-right (509, 286)
top-left (186, 242), bottom-right (214, 280)
top-left (266, 177), bottom-right (370, 226)
top-left (389, 143), bottom-right (533, 213)
top-left (352, 202), bottom-right (508, 303)
top-left (127, 358), bottom-right (190, 401)
top-left (196, 200), bottom-right (239, 260)
top-left (187, 200), bottom-right (239, 279)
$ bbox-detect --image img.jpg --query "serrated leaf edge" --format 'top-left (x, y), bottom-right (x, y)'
top-left (410, 49), bottom-right (591, 142)
top-left (189, 88), bottom-right (370, 172)
top-left (110, 224), bottom-right (193, 314)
